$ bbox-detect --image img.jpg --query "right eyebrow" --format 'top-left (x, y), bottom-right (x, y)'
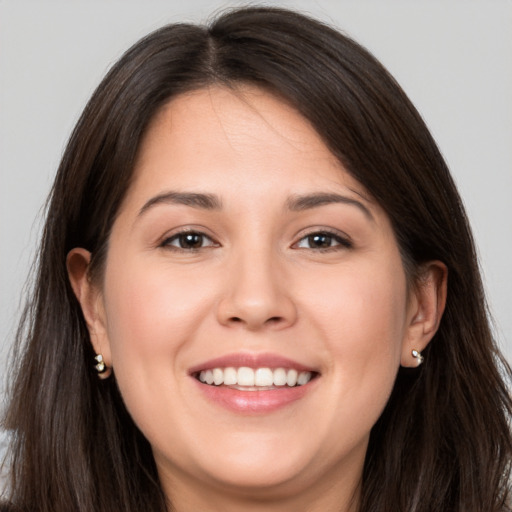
top-left (286, 192), bottom-right (374, 221)
top-left (137, 191), bottom-right (223, 218)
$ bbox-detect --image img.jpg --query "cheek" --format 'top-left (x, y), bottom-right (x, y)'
top-left (310, 264), bottom-right (408, 439)
top-left (99, 257), bottom-right (224, 445)
top-left (304, 258), bottom-right (408, 351)
top-left (101, 258), bottom-right (215, 379)
top-left (300, 259), bottom-right (408, 403)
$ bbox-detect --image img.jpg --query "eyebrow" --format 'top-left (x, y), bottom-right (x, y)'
top-left (138, 191), bottom-right (223, 217)
top-left (137, 190), bottom-right (373, 220)
top-left (286, 192), bottom-right (374, 220)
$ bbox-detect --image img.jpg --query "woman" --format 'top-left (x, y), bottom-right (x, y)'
top-left (2, 6), bottom-right (511, 512)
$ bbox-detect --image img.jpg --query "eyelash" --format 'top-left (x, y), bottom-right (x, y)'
top-left (160, 228), bottom-right (352, 252)
top-left (293, 229), bottom-right (352, 252)
top-left (160, 230), bottom-right (218, 251)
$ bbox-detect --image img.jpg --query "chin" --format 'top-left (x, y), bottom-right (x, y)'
top-left (199, 457), bottom-right (311, 496)
top-left (174, 432), bottom-right (320, 495)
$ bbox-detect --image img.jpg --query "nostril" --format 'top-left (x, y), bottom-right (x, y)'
top-left (227, 315), bottom-right (283, 327)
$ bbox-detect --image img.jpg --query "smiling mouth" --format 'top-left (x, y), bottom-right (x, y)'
top-left (195, 366), bottom-right (317, 390)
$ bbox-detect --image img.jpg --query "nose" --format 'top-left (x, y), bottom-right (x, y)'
top-left (216, 250), bottom-right (297, 331)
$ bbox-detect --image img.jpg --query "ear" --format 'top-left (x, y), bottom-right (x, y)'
top-left (67, 248), bottom-right (112, 378)
top-left (401, 261), bottom-right (448, 368)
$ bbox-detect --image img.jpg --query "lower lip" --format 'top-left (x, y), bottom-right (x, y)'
top-left (193, 378), bottom-right (317, 414)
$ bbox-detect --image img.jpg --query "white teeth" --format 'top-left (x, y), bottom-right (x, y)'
top-left (237, 367), bottom-right (255, 386)
top-left (255, 368), bottom-right (273, 386)
top-left (223, 367), bottom-right (237, 385)
top-left (286, 369), bottom-right (298, 386)
top-left (297, 371), bottom-right (310, 386)
top-left (197, 367), bottom-right (314, 388)
top-left (273, 368), bottom-right (287, 386)
top-left (213, 368), bottom-right (224, 386)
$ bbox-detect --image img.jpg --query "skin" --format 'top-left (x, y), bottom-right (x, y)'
top-left (68, 86), bottom-right (447, 512)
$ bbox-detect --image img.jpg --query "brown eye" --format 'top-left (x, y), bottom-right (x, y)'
top-left (162, 231), bottom-right (216, 250)
top-left (295, 231), bottom-right (352, 250)
top-left (307, 234), bottom-right (334, 248)
top-left (178, 233), bottom-right (204, 249)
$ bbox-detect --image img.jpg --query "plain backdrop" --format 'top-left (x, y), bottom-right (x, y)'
top-left (1, 0), bottom-right (511, 408)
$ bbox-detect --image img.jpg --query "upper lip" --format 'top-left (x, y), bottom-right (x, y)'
top-left (188, 352), bottom-right (319, 375)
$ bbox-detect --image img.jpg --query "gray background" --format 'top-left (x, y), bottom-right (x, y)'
top-left (1, 0), bottom-right (511, 409)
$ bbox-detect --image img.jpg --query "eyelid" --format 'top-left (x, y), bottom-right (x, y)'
top-left (159, 227), bottom-right (220, 250)
top-left (292, 227), bottom-right (353, 250)
top-left (156, 225), bottom-right (352, 252)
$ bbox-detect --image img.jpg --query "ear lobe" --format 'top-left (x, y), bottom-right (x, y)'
top-left (401, 261), bottom-right (448, 367)
top-left (67, 248), bottom-right (112, 374)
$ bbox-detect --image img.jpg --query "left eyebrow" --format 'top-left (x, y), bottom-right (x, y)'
top-left (137, 191), bottom-right (223, 217)
top-left (286, 192), bottom-right (374, 221)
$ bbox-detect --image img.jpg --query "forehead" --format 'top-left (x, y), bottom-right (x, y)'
top-left (124, 85), bottom-right (374, 213)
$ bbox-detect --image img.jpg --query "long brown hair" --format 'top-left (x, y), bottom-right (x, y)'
top-left (2, 7), bottom-right (511, 512)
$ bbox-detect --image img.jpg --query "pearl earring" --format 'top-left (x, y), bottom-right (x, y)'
top-left (94, 354), bottom-right (110, 377)
top-left (411, 349), bottom-right (424, 366)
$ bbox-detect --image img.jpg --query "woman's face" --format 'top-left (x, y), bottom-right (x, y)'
top-left (75, 86), bottom-right (437, 507)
